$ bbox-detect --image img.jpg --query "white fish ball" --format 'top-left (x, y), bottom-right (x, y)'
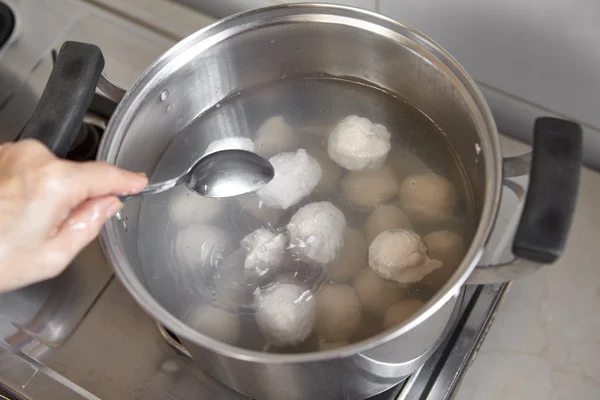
top-left (185, 305), bottom-right (240, 345)
top-left (203, 136), bottom-right (254, 156)
top-left (255, 283), bottom-right (316, 346)
top-left (315, 284), bottom-right (361, 342)
top-left (364, 205), bottom-right (412, 245)
top-left (383, 299), bottom-right (424, 329)
top-left (287, 201), bottom-right (347, 265)
top-left (340, 165), bottom-right (399, 211)
top-left (257, 149), bottom-right (322, 210)
top-left (326, 228), bottom-right (366, 282)
top-left (254, 116), bottom-right (299, 158)
top-left (175, 224), bottom-right (232, 269)
top-left (306, 147), bottom-right (343, 195)
top-left (327, 115), bottom-right (391, 171)
top-left (422, 230), bottom-right (466, 287)
top-left (241, 228), bottom-right (288, 280)
top-left (352, 268), bottom-right (407, 316)
top-left (168, 185), bottom-right (224, 227)
top-left (397, 173), bottom-right (457, 222)
top-left (369, 229), bottom-right (442, 284)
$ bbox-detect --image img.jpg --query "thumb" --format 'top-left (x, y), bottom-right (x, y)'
top-left (42, 196), bottom-right (122, 270)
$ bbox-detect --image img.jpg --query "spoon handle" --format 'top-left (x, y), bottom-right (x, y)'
top-left (118, 175), bottom-right (183, 202)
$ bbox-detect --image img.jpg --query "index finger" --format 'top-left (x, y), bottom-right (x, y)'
top-left (60, 160), bottom-right (148, 205)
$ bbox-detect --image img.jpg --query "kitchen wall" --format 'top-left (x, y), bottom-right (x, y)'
top-left (173, 0), bottom-right (600, 168)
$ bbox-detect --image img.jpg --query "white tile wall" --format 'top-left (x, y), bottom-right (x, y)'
top-left (174, 0), bottom-right (375, 18)
top-left (378, 0), bottom-right (600, 132)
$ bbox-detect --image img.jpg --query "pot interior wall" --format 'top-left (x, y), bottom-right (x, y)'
top-left (103, 6), bottom-right (491, 338)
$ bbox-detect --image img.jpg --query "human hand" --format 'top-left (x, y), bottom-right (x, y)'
top-left (0, 139), bottom-right (148, 293)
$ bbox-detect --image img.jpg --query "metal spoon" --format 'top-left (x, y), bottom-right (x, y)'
top-left (118, 149), bottom-right (274, 201)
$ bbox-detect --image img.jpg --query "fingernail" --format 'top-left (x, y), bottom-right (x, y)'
top-left (106, 199), bottom-right (123, 218)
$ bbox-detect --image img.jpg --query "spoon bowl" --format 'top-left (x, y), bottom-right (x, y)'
top-left (118, 149), bottom-right (274, 201)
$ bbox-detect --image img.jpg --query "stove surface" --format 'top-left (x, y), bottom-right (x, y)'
top-left (0, 1), bottom-right (514, 399)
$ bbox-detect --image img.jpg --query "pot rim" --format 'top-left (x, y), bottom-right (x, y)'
top-left (98, 3), bottom-right (502, 364)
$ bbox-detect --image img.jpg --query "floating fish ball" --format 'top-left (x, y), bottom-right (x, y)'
top-left (255, 283), bottom-right (316, 346)
top-left (327, 115), bottom-right (391, 171)
top-left (287, 201), bottom-right (347, 265)
top-left (241, 228), bottom-right (288, 280)
top-left (257, 149), bottom-right (322, 210)
top-left (369, 229), bottom-right (441, 284)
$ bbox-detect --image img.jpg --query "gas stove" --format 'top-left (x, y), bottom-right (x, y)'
top-left (0, 1), bottom-right (516, 399)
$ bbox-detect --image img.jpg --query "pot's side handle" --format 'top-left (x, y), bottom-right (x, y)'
top-left (19, 41), bottom-right (105, 157)
top-left (513, 118), bottom-right (582, 262)
top-left (467, 117), bottom-right (583, 284)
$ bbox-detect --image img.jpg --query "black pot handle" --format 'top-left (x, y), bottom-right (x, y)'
top-left (512, 117), bottom-right (582, 263)
top-left (19, 41), bottom-right (105, 157)
top-left (468, 117), bottom-right (583, 284)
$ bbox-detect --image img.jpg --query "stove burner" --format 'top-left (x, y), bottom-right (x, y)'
top-left (66, 115), bottom-right (104, 161)
top-left (0, 2), bottom-right (15, 51)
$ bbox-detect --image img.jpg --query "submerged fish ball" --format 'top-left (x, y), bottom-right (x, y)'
top-left (352, 268), bottom-right (407, 316)
top-left (423, 230), bottom-right (466, 287)
top-left (383, 299), bottom-right (425, 329)
top-left (340, 166), bottom-right (399, 211)
top-left (364, 205), bottom-right (412, 245)
top-left (254, 116), bottom-right (299, 158)
top-left (203, 136), bottom-right (254, 156)
top-left (327, 115), bottom-right (391, 171)
top-left (306, 147), bottom-right (343, 195)
top-left (318, 338), bottom-right (349, 351)
top-left (255, 283), bottom-right (316, 346)
top-left (213, 248), bottom-right (254, 307)
top-left (386, 144), bottom-right (432, 182)
top-left (186, 305), bottom-right (240, 345)
top-left (397, 173), bottom-right (457, 222)
top-left (257, 149), bottom-right (322, 209)
top-left (168, 185), bottom-right (224, 226)
top-left (326, 228), bottom-right (367, 282)
top-left (369, 229), bottom-right (442, 284)
top-left (287, 202), bottom-right (347, 265)
top-left (315, 284), bottom-right (361, 341)
top-left (175, 224), bottom-right (232, 269)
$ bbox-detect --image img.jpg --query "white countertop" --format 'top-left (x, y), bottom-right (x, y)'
top-left (456, 136), bottom-right (600, 399)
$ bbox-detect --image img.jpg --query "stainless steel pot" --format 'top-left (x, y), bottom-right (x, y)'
top-left (22, 4), bottom-right (582, 400)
